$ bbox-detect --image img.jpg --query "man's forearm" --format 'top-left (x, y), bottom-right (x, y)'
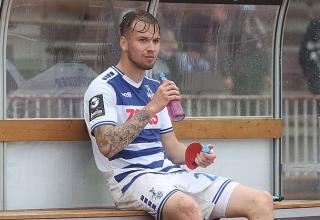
top-left (94, 108), bottom-right (152, 158)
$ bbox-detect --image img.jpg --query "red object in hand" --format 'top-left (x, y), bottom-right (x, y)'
top-left (185, 142), bottom-right (203, 170)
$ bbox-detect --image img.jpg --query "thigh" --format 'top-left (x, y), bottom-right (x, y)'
top-left (223, 184), bottom-right (264, 218)
top-left (162, 190), bottom-right (202, 220)
top-left (176, 171), bottom-right (238, 219)
top-left (115, 173), bottom-right (179, 219)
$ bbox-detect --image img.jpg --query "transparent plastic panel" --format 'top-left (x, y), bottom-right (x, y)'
top-left (5, 0), bottom-right (148, 118)
top-left (282, 0), bottom-right (320, 200)
top-left (154, 3), bottom-right (279, 117)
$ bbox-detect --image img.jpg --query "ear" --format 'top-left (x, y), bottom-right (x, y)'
top-left (120, 36), bottom-right (128, 51)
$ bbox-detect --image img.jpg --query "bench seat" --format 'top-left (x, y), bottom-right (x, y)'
top-left (0, 208), bottom-right (151, 220)
top-left (274, 200), bottom-right (320, 218)
top-left (0, 200), bottom-right (320, 219)
top-left (274, 200), bottom-right (320, 209)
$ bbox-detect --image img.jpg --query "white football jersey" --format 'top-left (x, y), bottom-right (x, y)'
top-left (84, 66), bottom-right (185, 194)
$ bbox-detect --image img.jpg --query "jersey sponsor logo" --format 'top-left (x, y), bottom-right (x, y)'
top-left (121, 92), bottom-right (132, 98)
top-left (91, 97), bottom-right (100, 109)
top-left (126, 108), bottom-right (158, 125)
top-left (89, 94), bottom-right (105, 121)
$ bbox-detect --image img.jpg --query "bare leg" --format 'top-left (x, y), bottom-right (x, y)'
top-left (223, 184), bottom-right (274, 220)
top-left (162, 191), bottom-right (203, 220)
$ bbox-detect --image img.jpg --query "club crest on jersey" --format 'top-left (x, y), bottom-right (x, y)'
top-left (149, 187), bottom-right (163, 200)
top-left (144, 85), bottom-right (154, 99)
top-left (89, 94), bottom-right (105, 121)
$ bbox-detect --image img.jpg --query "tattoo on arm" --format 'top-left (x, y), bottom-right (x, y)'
top-left (94, 109), bottom-right (151, 158)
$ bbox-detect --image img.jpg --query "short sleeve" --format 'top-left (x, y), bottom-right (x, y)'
top-left (159, 107), bottom-right (173, 134)
top-left (84, 80), bottom-right (117, 136)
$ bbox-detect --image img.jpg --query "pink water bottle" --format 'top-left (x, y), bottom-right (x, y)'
top-left (159, 73), bottom-right (185, 122)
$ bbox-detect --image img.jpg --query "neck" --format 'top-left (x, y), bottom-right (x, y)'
top-left (116, 56), bottom-right (145, 83)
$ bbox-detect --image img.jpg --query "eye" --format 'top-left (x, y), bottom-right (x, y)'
top-left (139, 38), bottom-right (146, 42)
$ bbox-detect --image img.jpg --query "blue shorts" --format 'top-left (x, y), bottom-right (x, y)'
top-left (112, 170), bottom-right (238, 220)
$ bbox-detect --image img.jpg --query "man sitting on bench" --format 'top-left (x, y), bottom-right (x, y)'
top-left (84, 9), bottom-right (274, 220)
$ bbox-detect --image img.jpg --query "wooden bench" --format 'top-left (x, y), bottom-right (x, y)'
top-left (0, 119), bottom-right (319, 218)
top-left (0, 200), bottom-right (320, 219)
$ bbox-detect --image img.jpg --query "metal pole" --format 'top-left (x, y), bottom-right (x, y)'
top-left (0, 0), bottom-right (13, 210)
top-left (272, 0), bottom-right (289, 197)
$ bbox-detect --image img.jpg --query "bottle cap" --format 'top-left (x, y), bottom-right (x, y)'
top-left (159, 72), bottom-right (167, 81)
top-left (202, 145), bottom-right (214, 154)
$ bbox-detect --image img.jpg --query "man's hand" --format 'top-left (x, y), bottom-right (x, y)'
top-left (145, 80), bottom-right (181, 115)
top-left (194, 144), bottom-right (216, 168)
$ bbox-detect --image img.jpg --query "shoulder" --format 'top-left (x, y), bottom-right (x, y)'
top-left (84, 67), bottom-right (118, 98)
top-left (98, 66), bottom-right (120, 83)
top-left (89, 67), bottom-right (121, 86)
top-left (144, 75), bottom-right (161, 88)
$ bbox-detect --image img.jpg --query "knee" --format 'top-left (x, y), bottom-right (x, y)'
top-left (253, 190), bottom-right (273, 213)
top-left (176, 196), bottom-right (201, 218)
top-left (162, 192), bottom-right (202, 220)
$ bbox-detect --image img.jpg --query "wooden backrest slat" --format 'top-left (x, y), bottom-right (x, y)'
top-left (0, 118), bottom-right (283, 141)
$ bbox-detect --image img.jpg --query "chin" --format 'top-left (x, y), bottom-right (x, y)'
top-left (142, 64), bottom-right (156, 70)
top-left (133, 60), bottom-right (156, 71)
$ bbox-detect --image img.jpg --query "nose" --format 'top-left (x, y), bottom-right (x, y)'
top-left (147, 41), bottom-right (156, 51)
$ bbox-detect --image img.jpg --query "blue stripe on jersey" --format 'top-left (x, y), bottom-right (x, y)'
top-left (123, 160), bottom-right (164, 170)
top-left (114, 165), bottom-right (183, 183)
top-left (160, 165), bottom-right (181, 172)
top-left (212, 179), bottom-right (232, 204)
top-left (132, 129), bottom-right (160, 143)
top-left (109, 147), bottom-right (163, 161)
top-left (90, 121), bottom-right (117, 135)
top-left (160, 127), bottom-right (173, 134)
top-left (121, 172), bottom-right (147, 193)
top-left (114, 169), bottom-right (143, 183)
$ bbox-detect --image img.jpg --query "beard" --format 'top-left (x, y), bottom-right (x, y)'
top-left (127, 50), bottom-right (157, 70)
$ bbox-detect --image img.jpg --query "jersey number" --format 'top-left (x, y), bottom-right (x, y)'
top-left (126, 109), bottom-right (158, 125)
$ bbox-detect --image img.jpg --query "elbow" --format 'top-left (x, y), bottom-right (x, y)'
top-left (93, 125), bottom-right (115, 159)
top-left (99, 145), bottom-right (112, 158)
top-left (167, 155), bottom-right (184, 165)
top-left (95, 137), bottom-right (112, 158)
